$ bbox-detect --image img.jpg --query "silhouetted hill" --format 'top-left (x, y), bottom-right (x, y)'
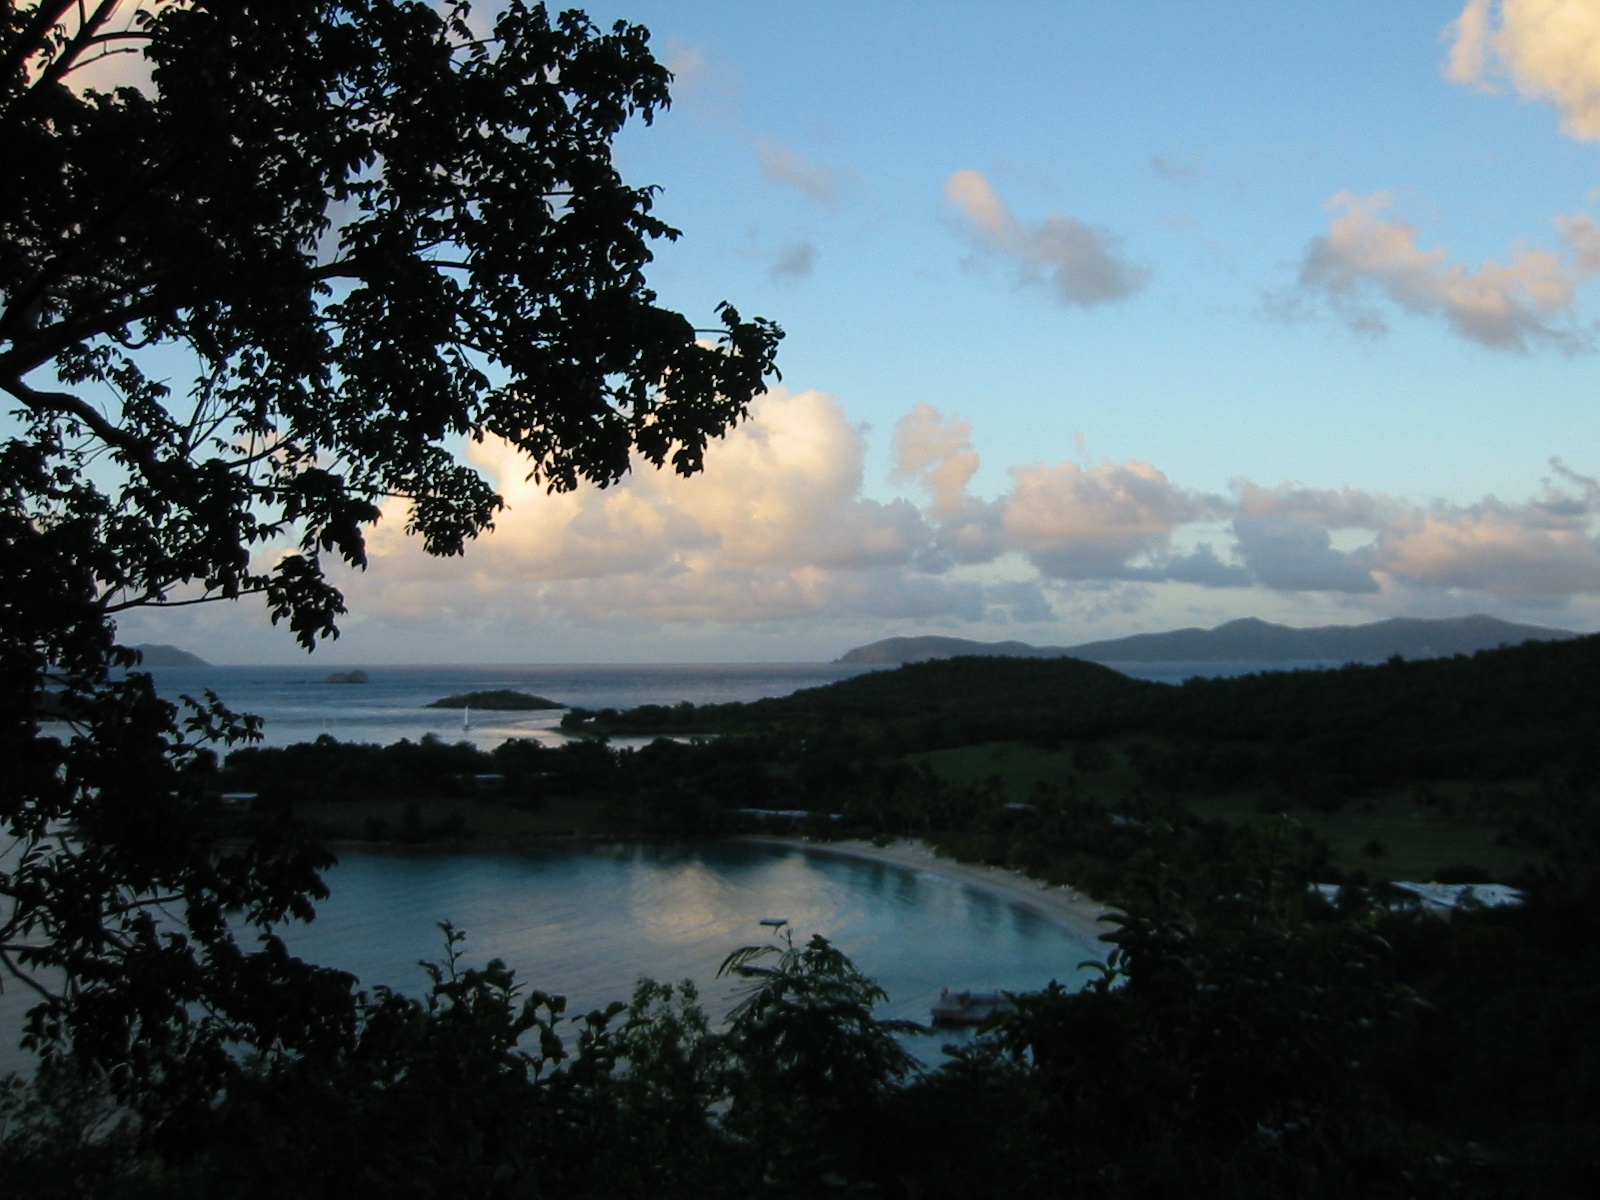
top-left (131, 643), bottom-right (210, 667)
top-left (837, 614), bottom-right (1577, 665)
top-left (598, 631), bottom-right (1600, 788)
top-left (837, 635), bottom-right (1068, 664)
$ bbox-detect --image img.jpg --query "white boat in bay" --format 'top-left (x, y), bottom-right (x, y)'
top-left (930, 988), bottom-right (1015, 1026)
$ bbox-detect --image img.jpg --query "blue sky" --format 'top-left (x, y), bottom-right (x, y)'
top-left (129, 1), bottom-right (1600, 663)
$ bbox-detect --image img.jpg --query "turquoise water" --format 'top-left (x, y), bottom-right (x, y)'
top-left (282, 841), bottom-right (1104, 1029)
top-left (1, 841), bottom-right (1106, 1072)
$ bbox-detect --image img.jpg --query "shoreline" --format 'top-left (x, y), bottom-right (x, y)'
top-left (742, 836), bottom-right (1117, 945)
top-left (273, 828), bottom-right (1118, 946)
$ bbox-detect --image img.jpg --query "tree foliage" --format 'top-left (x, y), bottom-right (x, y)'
top-left (0, 0), bottom-right (779, 1102)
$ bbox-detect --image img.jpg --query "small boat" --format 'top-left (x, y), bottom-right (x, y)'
top-left (463, 704), bottom-right (471, 732)
top-left (758, 917), bottom-right (788, 928)
top-left (931, 988), bottom-right (1016, 1026)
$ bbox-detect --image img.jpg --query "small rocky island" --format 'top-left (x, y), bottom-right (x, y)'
top-left (426, 689), bottom-right (562, 711)
top-left (324, 670), bottom-right (369, 684)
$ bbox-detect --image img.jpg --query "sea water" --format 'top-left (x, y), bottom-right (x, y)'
top-left (128, 659), bottom-right (1335, 751)
top-left (1, 840), bottom-right (1105, 1073)
top-left (282, 840), bottom-right (1102, 1029)
top-left (130, 662), bottom-right (886, 749)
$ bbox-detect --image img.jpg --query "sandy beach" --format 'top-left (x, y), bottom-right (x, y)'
top-left (744, 836), bottom-right (1118, 945)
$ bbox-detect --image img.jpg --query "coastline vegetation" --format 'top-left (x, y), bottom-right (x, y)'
top-left (134, 636), bottom-right (1600, 1195)
top-left (425, 689), bottom-right (562, 711)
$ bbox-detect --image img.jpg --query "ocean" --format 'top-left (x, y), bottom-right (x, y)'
top-left (131, 658), bottom-right (1339, 750)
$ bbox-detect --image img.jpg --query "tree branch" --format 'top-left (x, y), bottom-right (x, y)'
top-left (0, 0), bottom-right (77, 94)
top-left (0, 372), bottom-right (171, 489)
top-left (12, 0), bottom-right (126, 107)
top-left (0, 946), bottom-right (59, 1003)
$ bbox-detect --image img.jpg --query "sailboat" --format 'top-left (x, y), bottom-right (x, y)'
top-left (463, 703), bottom-right (471, 732)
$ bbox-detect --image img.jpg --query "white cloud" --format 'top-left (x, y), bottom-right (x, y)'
top-left (892, 404), bottom-right (979, 519)
top-left (944, 170), bottom-right (1149, 308)
top-left (346, 389), bottom-right (952, 628)
top-left (756, 140), bottom-right (858, 207)
top-left (315, 393), bottom-right (1600, 648)
top-left (1232, 469), bottom-right (1600, 599)
top-left (1445, 0), bottom-right (1600, 140)
top-left (1231, 517), bottom-right (1380, 593)
top-left (891, 405), bottom-right (1007, 566)
top-left (1292, 191), bottom-right (1600, 351)
top-left (1002, 459), bottom-right (1218, 579)
top-left (1372, 464), bottom-right (1600, 596)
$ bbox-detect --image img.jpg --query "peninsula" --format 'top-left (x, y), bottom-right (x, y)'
top-left (426, 688), bottom-right (562, 711)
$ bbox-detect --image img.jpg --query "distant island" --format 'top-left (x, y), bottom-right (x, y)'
top-left (837, 614), bottom-right (1580, 666)
top-left (426, 689), bottom-right (562, 711)
top-left (130, 643), bottom-right (210, 668)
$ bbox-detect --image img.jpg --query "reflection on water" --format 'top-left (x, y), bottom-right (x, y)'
top-left (279, 841), bottom-right (1102, 1030)
top-left (1, 840), bottom-right (1106, 1073)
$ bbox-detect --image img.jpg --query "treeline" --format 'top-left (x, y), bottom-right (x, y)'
top-left (572, 634), bottom-right (1600, 795)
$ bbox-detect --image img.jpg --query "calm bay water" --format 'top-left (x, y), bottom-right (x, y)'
top-left (1, 840), bottom-right (1105, 1072)
top-left (284, 841), bottom-right (1102, 1028)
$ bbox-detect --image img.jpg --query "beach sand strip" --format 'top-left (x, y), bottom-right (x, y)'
top-left (742, 836), bottom-right (1117, 945)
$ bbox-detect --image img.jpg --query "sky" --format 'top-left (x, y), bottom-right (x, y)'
top-left (126, 0), bottom-right (1600, 663)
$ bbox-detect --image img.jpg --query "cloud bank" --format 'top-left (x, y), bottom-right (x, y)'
top-left (327, 396), bottom-right (1600, 645)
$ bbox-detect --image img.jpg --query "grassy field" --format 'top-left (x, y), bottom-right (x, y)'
top-left (914, 739), bottom-right (1538, 883)
top-left (911, 741), bottom-right (1138, 798)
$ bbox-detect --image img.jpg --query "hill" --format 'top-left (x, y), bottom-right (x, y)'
top-left (836, 635), bottom-right (1069, 664)
top-left (837, 614), bottom-right (1576, 665)
top-left (426, 689), bottom-right (561, 711)
top-left (131, 643), bottom-right (211, 668)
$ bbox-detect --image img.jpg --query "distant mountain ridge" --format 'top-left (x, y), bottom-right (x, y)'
top-left (836, 615), bottom-right (1579, 666)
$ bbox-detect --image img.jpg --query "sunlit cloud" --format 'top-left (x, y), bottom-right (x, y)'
top-left (1445, 0), bottom-right (1600, 140)
top-left (892, 404), bottom-right (980, 519)
top-left (1372, 463), bottom-right (1600, 597)
top-left (348, 389), bottom-right (949, 626)
top-left (1288, 191), bottom-right (1600, 352)
top-left (944, 169), bottom-right (1149, 308)
top-left (1004, 460), bottom-right (1222, 580)
top-left (323, 395), bottom-right (1600, 644)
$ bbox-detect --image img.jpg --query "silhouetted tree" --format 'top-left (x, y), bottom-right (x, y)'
top-left (0, 0), bottom-right (779, 1109)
